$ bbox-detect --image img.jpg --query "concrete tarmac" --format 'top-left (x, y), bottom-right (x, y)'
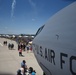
top-left (0, 38), bottom-right (43, 75)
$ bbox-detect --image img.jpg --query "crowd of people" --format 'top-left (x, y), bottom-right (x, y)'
top-left (3, 41), bottom-right (14, 50)
top-left (3, 41), bottom-right (36, 75)
top-left (3, 41), bottom-right (7, 46)
top-left (17, 60), bottom-right (36, 75)
top-left (18, 43), bottom-right (32, 56)
top-left (8, 43), bottom-right (14, 50)
top-left (3, 40), bottom-right (32, 55)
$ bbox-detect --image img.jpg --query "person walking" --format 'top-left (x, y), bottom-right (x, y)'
top-left (19, 47), bottom-right (22, 56)
top-left (26, 44), bottom-right (29, 53)
top-left (21, 60), bottom-right (27, 74)
top-left (8, 43), bottom-right (11, 49)
top-left (30, 45), bottom-right (32, 52)
top-left (20, 65), bottom-right (24, 75)
top-left (18, 43), bottom-right (21, 50)
top-left (17, 66), bottom-right (24, 75)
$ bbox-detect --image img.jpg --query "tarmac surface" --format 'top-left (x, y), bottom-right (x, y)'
top-left (0, 38), bottom-right (43, 75)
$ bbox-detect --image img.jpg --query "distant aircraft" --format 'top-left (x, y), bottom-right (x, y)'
top-left (32, 1), bottom-right (76, 75)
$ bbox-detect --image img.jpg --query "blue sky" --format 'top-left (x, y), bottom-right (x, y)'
top-left (0, 0), bottom-right (74, 34)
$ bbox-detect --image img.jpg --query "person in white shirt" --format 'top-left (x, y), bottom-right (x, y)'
top-left (19, 65), bottom-right (24, 75)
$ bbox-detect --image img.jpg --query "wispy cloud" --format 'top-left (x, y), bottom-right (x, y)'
top-left (11, 0), bottom-right (16, 18)
top-left (32, 18), bottom-right (35, 21)
top-left (28, 0), bottom-right (37, 21)
top-left (28, 0), bottom-right (36, 8)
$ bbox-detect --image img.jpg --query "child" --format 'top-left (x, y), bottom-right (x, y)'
top-left (19, 48), bottom-right (22, 56)
top-left (31, 70), bottom-right (36, 75)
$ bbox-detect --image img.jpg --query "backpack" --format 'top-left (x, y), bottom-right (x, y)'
top-left (17, 69), bottom-right (22, 75)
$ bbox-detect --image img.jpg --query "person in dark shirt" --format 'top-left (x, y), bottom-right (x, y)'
top-left (29, 67), bottom-right (33, 74)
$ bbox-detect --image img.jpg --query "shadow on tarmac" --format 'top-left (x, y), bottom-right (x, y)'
top-left (20, 55), bottom-right (25, 57)
top-left (0, 73), bottom-right (14, 75)
top-left (9, 49), bottom-right (16, 50)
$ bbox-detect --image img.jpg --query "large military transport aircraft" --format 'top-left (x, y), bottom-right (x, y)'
top-left (32, 1), bottom-right (76, 75)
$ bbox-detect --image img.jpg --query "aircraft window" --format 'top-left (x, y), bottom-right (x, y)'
top-left (35, 25), bottom-right (45, 36)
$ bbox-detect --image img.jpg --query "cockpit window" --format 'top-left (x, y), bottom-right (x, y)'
top-left (35, 25), bottom-right (45, 36)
